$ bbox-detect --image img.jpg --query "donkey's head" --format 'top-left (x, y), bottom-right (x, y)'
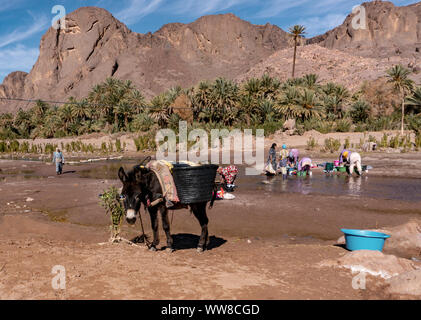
top-left (118, 166), bottom-right (144, 225)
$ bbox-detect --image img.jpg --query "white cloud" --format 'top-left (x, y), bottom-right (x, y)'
top-left (0, 13), bottom-right (49, 49)
top-left (298, 13), bottom-right (346, 37)
top-left (169, 0), bottom-right (255, 16)
top-left (115, 0), bottom-right (165, 25)
top-left (0, 45), bottom-right (39, 82)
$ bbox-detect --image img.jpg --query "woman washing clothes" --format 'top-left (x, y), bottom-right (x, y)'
top-left (298, 157), bottom-right (312, 176)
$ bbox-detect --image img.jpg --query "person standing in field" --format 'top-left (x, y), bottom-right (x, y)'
top-left (52, 148), bottom-right (65, 175)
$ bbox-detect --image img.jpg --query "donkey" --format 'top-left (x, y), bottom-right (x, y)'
top-left (118, 164), bottom-right (215, 252)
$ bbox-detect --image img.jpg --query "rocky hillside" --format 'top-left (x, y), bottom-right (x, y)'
top-left (1, 2), bottom-right (420, 114)
top-left (236, 44), bottom-right (420, 90)
top-left (308, 1), bottom-right (421, 58)
top-left (0, 7), bottom-right (289, 113)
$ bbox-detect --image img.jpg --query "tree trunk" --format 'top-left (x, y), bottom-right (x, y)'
top-left (401, 97), bottom-right (405, 136)
top-left (292, 38), bottom-right (297, 78)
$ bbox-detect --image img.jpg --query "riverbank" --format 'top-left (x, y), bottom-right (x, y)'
top-left (0, 158), bottom-right (420, 299)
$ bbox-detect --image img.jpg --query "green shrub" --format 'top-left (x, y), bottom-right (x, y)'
top-left (101, 142), bottom-right (108, 153)
top-left (415, 134), bottom-right (421, 149)
top-left (350, 100), bottom-right (371, 123)
top-left (379, 133), bottom-right (388, 148)
top-left (0, 141), bottom-right (6, 153)
top-left (335, 118), bottom-right (352, 132)
top-left (133, 134), bottom-right (157, 151)
top-left (19, 142), bottom-right (29, 153)
top-left (9, 140), bottom-right (20, 152)
top-left (115, 139), bottom-right (122, 152)
top-left (344, 137), bottom-right (351, 149)
top-left (306, 136), bottom-right (318, 150)
top-left (389, 135), bottom-right (400, 149)
top-left (323, 138), bottom-right (341, 153)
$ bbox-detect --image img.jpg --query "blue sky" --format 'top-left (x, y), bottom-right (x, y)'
top-left (0, 0), bottom-right (418, 82)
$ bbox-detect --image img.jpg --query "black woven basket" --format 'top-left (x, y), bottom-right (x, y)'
top-left (172, 164), bottom-right (218, 204)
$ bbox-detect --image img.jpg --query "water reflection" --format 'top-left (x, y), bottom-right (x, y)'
top-left (252, 173), bottom-right (421, 202)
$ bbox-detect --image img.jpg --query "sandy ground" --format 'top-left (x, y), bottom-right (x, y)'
top-left (0, 152), bottom-right (420, 300)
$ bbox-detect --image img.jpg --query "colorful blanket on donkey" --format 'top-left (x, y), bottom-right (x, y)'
top-left (146, 160), bottom-right (180, 208)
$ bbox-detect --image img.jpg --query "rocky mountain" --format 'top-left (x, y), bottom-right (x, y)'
top-left (236, 44), bottom-right (419, 91)
top-left (1, 2), bottom-right (420, 114)
top-left (0, 7), bottom-right (289, 113)
top-left (308, 1), bottom-right (421, 58)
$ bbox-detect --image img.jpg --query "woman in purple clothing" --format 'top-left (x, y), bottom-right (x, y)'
top-left (339, 149), bottom-right (351, 165)
top-left (287, 149), bottom-right (299, 167)
top-left (298, 157), bottom-right (312, 176)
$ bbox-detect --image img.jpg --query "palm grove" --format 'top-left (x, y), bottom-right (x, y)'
top-left (1, 25), bottom-right (420, 145)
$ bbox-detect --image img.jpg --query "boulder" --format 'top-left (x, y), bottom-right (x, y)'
top-left (319, 250), bottom-right (419, 279)
top-left (385, 269), bottom-right (421, 297)
top-left (283, 119), bottom-right (296, 131)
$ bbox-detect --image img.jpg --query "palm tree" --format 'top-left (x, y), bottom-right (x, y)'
top-left (405, 87), bottom-right (421, 114)
top-left (59, 104), bottom-right (73, 133)
top-left (150, 94), bottom-right (172, 127)
top-left (117, 102), bottom-right (132, 129)
top-left (296, 89), bottom-right (323, 120)
top-left (323, 85), bottom-right (349, 117)
top-left (209, 78), bottom-right (239, 125)
top-left (14, 109), bottom-right (32, 137)
top-left (386, 65), bottom-right (414, 135)
top-left (260, 74), bottom-right (280, 99)
top-left (70, 98), bottom-right (92, 120)
top-left (302, 74), bottom-right (319, 90)
top-left (288, 25), bottom-right (306, 78)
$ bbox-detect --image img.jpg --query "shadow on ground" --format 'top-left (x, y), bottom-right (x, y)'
top-left (131, 233), bottom-right (227, 251)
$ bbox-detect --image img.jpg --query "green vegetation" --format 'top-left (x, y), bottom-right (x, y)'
top-left (386, 65), bottom-right (414, 135)
top-left (306, 136), bottom-right (318, 151)
top-left (100, 187), bottom-right (125, 240)
top-left (0, 65), bottom-right (420, 155)
top-left (323, 138), bottom-right (341, 153)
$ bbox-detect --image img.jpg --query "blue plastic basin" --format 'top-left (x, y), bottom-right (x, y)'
top-left (341, 229), bottom-right (391, 251)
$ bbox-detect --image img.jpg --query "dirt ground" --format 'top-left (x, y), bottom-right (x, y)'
top-left (0, 153), bottom-right (420, 300)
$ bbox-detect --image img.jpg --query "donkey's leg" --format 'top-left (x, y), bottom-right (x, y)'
top-left (148, 207), bottom-right (160, 251)
top-left (159, 206), bottom-right (174, 251)
top-left (191, 202), bottom-right (209, 252)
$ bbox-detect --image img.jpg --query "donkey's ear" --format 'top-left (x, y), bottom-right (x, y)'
top-left (118, 167), bottom-right (127, 183)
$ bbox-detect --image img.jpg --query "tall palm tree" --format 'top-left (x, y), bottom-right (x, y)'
top-left (386, 65), bottom-right (414, 135)
top-left (288, 25), bottom-right (306, 78)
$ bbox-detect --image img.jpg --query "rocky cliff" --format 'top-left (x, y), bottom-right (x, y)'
top-left (308, 1), bottom-right (421, 58)
top-left (0, 7), bottom-right (289, 113)
top-left (1, 2), bottom-right (420, 113)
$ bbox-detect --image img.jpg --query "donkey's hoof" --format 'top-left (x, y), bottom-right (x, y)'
top-left (148, 246), bottom-right (157, 252)
top-left (196, 247), bottom-right (205, 253)
top-left (166, 247), bottom-right (175, 253)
